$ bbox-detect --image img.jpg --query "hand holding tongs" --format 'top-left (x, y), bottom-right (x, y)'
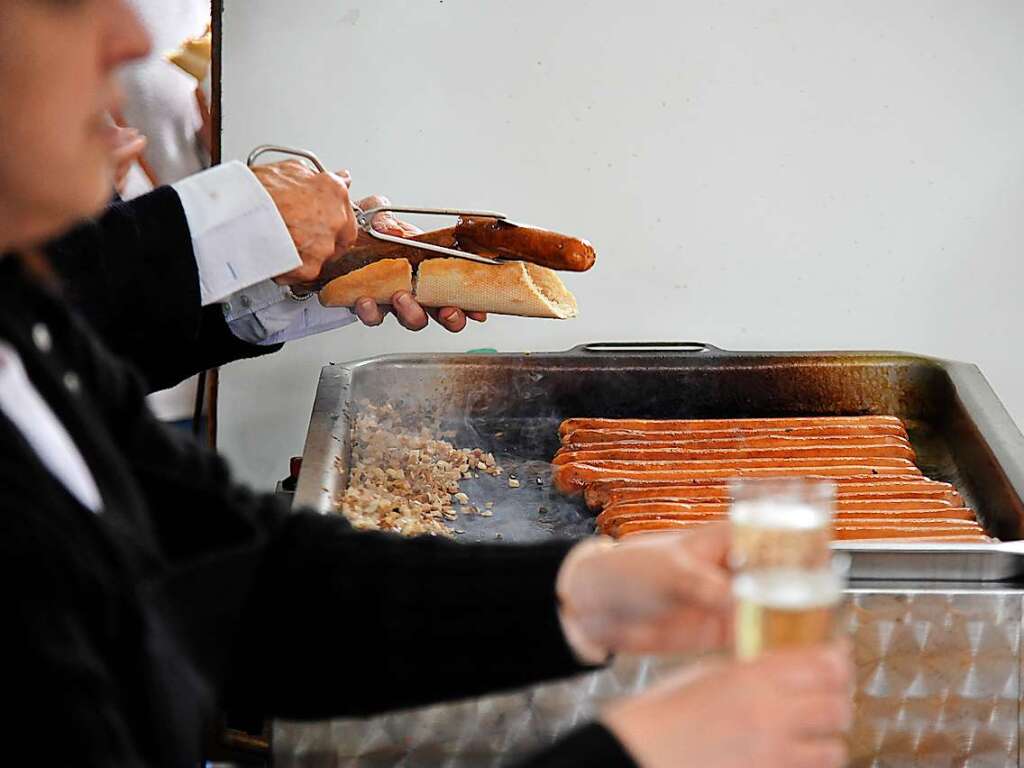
top-left (247, 144), bottom-right (503, 267)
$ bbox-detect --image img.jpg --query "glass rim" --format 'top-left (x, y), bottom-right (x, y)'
top-left (728, 476), bottom-right (837, 502)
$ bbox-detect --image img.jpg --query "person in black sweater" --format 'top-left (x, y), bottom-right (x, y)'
top-left (0, 2), bottom-right (853, 767)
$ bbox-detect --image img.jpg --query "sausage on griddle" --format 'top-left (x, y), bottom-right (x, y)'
top-left (581, 476), bottom-right (953, 509)
top-left (554, 463), bottom-right (923, 495)
top-left (553, 443), bottom-right (916, 465)
top-left (558, 416), bottom-right (907, 439)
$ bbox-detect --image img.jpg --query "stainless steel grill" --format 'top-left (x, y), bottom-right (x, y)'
top-left (280, 342), bottom-right (1024, 766)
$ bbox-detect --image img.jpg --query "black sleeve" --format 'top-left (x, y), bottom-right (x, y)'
top-left (224, 513), bottom-right (587, 718)
top-left (0, 505), bottom-right (146, 766)
top-left (45, 186), bottom-right (281, 392)
top-left (515, 724), bottom-right (638, 768)
top-left (67, 302), bottom-right (592, 721)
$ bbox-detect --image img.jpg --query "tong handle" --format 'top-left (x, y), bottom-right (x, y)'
top-left (246, 144), bottom-right (360, 218)
top-left (246, 144), bottom-right (328, 174)
top-left (356, 206), bottom-right (506, 230)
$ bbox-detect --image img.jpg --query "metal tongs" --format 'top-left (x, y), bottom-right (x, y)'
top-left (247, 144), bottom-right (504, 266)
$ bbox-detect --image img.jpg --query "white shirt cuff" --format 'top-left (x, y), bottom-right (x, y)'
top-left (225, 280), bottom-right (358, 345)
top-left (172, 160), bottom-right (300, 305)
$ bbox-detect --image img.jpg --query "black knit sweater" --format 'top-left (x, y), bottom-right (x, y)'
top-left (0, 188), bottom-right (635, 767)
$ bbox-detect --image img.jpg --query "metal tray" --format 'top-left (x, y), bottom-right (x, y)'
top-left (293, 342), bottom-right (1024, 581)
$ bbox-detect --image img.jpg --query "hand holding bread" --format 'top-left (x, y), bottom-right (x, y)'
top-left (252, 155), bottom-right (596, 325)
top-left (347, 195), bottom-right (488, 332)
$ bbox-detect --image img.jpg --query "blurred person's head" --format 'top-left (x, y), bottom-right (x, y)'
top-left (0, 0), bottom-right (151, 252)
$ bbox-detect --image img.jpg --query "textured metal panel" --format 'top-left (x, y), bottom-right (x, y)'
top-left (273, 590), bottom-right (1023, 767)
top-left (849, 592), bottom-right (1020, 767)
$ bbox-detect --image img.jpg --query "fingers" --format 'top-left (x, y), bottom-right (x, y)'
top-left (617, 527), bottom-right (732, 611)
top-left (467, 311), bottom-right (488, 323)
top-left (790, 694), bottom-right (854, 737)
top-left (353, 295), bottom-right (477, 333)
top-left (675, 563), bottom-right (731, 612)
top-left (112, 134), bottom-right (147, 192)
top-left (354, 193), bottom-right (424, 238)
top-left (322, 174), bottom-right (358, 249)
top-left (759, 642), bottom-right (852, 694)
top-left (111, 133), bottom-right (147, 163)
top-left (103, 124), bottom-right (140, 150)
top-left (334, 168), bottom-right (352, 188)
top-left (432, 308), bottom-right (468, 333)
top-left (354, 299), bottom-right (386, 327)
top-left (391, 291), bottom-right (429, 331)
top-left (355, 193), bottom-right (388, 212)
top-left (789, 740), bottom-right (848, 768)
top-left (670, 526), bottom-right (733, 609)
top-left (678, 521), bottom-right (732, 566)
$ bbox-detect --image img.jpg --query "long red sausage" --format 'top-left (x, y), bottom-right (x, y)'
top-left (559, 434), bottom-right (914, 455)
top-left (553, 443), bottom-right (916, 465)
top-left (595, 499), bottom-right (965, 528)
top-left (564, 424), bottom-right (911, 444)
top-left (555, 464), bottom-right (923, 495)
top-left (612, 519), bottom-right (987, 541)
top-left (582, 476), bottom-right (954, 509)
top-left (559, 416), bottom-right (907, 439)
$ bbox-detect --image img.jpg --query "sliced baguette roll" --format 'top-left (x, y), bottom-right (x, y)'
top-left (318, 259), bottom-right (413, 306)
top-left (415, 258), bottom-right (578, 318)
top-left (318, 258), bottom-right (579, 319)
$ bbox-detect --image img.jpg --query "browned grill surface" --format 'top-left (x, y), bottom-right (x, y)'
top-left (296, 344), bottom-right (1024, 578)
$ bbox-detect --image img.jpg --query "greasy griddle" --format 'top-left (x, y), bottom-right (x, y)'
top-left (294, 342), bottom-right (1024, 580)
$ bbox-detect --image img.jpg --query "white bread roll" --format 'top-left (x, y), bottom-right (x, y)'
top-left (414, 259), bottom-right (578, 319)
top-left (317, 259), bottom-right (413, 306)
top-left (318, 258), bottom-right (579, 319)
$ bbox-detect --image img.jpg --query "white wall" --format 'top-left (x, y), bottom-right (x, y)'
top-left (221, 0), bottom-right (1024, 489)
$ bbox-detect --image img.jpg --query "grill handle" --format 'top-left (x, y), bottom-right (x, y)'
top-left (574, 342), bottom-right (722, 355)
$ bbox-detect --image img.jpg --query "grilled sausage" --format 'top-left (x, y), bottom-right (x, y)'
top-left (559, 434), bottom-right (914, 454)
top-left (602, 516), bottom-right (981, 537)
top-left (595, 499), bottom-right (966, 528)
top-left (455, 217), bottom-right (596, 272)
top-left (553, 443), bottom-right (916, 465)
top-left (613, 519), bottom-right (988, 541)
top-left (583, 476), bottom-right (957, 508)
top-left (564, 424), bottom-right (912, 444)
top-left (554, 463), bottom-right (923, 495)
top-left (558, 416), bottom-right (907, 439)
top-left (593, 483), bottom-right (963, 510)
top-left (582, 476), bottom-right (952, 509)
top-left (598, 507), bottom-right (977, 537)
top-left (559, 456), bottom-right (918, 472)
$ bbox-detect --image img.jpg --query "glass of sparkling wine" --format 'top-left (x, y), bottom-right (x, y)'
top-left (729, 478), bottom-right (848, 660)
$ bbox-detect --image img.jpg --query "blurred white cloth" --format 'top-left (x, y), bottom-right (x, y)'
top-left (121, 0), bottom-right (209, 422)
top-left (120, 0), bottom-right (209, 184)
